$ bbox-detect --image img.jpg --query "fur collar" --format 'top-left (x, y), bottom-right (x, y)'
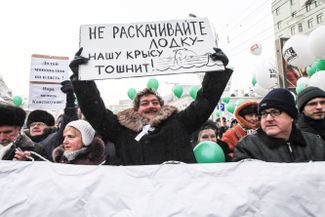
top-left (116, 105), bottom-right (178, 132)
top-left (52, 137), bottom-right (105, 164)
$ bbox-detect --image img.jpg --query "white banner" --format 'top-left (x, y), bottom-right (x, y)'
top-left (79, 18), bottom-right (223, 80)
top-left (28, 54), bottom-right (69, 110)
top-left (1, 160), bottom-right (325, 216)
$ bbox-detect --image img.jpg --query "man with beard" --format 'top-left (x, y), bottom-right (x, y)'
top-left (69, 48), bottom-right (233, 165)
top-left (296, 86), bottom-right (325, 141)
top-left (233, 88), bottom-right (325, 162)
top-left (0, 103), bottom-right (44, 160)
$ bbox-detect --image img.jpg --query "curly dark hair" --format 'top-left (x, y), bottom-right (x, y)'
top-left (133, 88), bottom-right (164, 111)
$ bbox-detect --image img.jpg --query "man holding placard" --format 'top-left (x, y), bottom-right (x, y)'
top-left (69, 18), bottom-right (233, 165)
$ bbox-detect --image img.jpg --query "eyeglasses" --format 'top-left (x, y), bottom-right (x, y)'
top-left (305, 100), bottom-right (325, 107)
top-left (30, 122), bottom-right (47, 127)
top-left (259, 109), bottom-right (282, 119)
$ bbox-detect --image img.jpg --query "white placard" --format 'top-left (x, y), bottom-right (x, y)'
top-left (28, 83), bottom-right (66, 110)
top-left (28, 54), bottom-right (69, 110)
top-left (79, 18), bottom-right (223, 80)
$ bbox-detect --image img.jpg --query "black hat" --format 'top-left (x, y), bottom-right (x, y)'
top-left (0, 103), bottom-right (26, 127)
top-left (259, 88), bottom-right (298, 119)
top-left (27, 110), bottom-right (55, 128)
top-left (297, 86), bottom-right (325, 112)
top-left (238, 104), bottom-right (258, 117)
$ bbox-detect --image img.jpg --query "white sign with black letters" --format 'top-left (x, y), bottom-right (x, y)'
top-left (79, 18), bottom-right (223, 80)
top-left (28, 54), bottom-right (69, 110)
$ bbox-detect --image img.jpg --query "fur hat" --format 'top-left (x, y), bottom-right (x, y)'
top-left (259, 88), bottom-right (297, 119)
top-left (0, 104), bottom-right (26, 127)
top-left (66, 120), bottom-right (95, 146)
top-left (296, 86), bottom-right (325, 112)
top-left (27, 110), bottom-right (55, 128)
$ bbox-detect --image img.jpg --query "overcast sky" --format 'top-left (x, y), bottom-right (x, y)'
top-left (0, 0), bottom-right (275, 105)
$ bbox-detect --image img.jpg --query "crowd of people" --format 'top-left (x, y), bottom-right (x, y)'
top-left (1, 48), bottom-right (325, 165)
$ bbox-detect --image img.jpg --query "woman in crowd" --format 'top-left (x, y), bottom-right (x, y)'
top-left (52, 120), bottom-right (106, 165)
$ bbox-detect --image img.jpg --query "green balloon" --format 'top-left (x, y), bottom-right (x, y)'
top-left (295, 83), bottom-right (305, 94)
top-left (189, 86), bottom-right (199, 100)
top-left (147, 78), bottom-right (159, 91)
top-left (222, 96), bottom-right (230, 104)
top-left (307, 63), bottom-right (317, 77)
top-left (316, 59), bottom-right (325, 71)
top-left (172, 85), bottom-right (183, 98)
top-left (12, 95), bottom-right (23, 107)
top-left (252, 75), bottom-right (257, 86)
top-left (236, 99), bottom-right (246, 106)
top-left (215, 110), bottom-right (222, 118)
top-left (127, 88), bottom-right (137, 100)
top-left (226, 102), bottom-right (236, 113)
top-left (193, 141), bottom-right (225, 163)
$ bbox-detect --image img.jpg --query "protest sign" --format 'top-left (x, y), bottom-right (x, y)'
top-left (28, 54), bottom-right (69, 110)
top-left (79, 18), bottom-right (223, 80)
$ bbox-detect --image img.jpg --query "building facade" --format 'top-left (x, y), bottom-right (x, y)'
top-left (272, 0), bottom-right (325, 39)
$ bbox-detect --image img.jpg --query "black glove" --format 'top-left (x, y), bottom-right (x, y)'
top-left (60, 80), bottom-right (73, 94)
top-left (69, 47), bottom-right (88, 79)
top-left (61, 80), bottom-right (75, 107)
top-left (210, 48), bottom-right (229, 67)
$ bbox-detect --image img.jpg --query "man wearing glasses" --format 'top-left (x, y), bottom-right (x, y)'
top-left (296, 86), bottom-right (325, 141)
top-left (233, 88), bottom-right (325, 162)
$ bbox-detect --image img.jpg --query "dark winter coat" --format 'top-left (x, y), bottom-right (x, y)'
top-left (297, 114), bottom-right (325, 141)
top-left (72, 69), bottom-right (233, 165)
top-left (52, 137), bottom-right (106, 165)
top-left (24, 106), bottom-right (78, 161)
top-left (233, 125), bottom-right (325, 162)
top-left (2, 134), bottom-right (45, 160)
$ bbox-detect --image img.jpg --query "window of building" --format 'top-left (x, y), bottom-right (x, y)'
top-left (317, 13), bottom-right (323, 24)
top-left (277, 21), bottom-right (282, 29)
top-left (298, 23), bottom-right (303, 32)
top-left (276, 7), bottom-right (280, 15)
top-left (291, 26), bottom-right (296, 35)
top-left (306, 3), bottom-right (312, 12)
top-left (308, 18), bottom-right (314, 28)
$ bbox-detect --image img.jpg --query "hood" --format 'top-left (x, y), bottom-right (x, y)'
top-left (234, 100), bottom-right (259, 130)
top-left (116, 105), bottom-right (178, 132)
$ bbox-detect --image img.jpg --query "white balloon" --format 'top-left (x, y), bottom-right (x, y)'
top-left (254, 83), bottom-right (269, 97)
top-left (296, 76), bottom-right (309, 87)
top-left (308, 25), bottom-right (325, 59)
top-left (308, 71), bottom-right (325, 91)
top-left (255, 67), bottom-right (278, 89)
top-left (282, 34), bottom-right (315, 69)
top-left (250, 43), bottom-right (263, 56)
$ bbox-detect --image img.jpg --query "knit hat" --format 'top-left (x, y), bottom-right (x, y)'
top-left (296, 86), bottom-right (325, 112)
top-left (66, 120), bottom-right (95, 146)
top-left (27, 110), bottom-right (55, 128)
top-left (259, 88), bottom-right (298, 119)
top-left (0, 103), bottom-right (26, 127)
